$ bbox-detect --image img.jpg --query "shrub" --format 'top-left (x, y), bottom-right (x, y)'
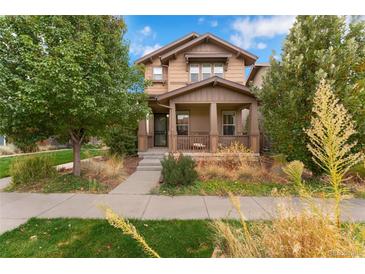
top-left (10, 155), bottom-right (57, 186)
top-left (104, 126), bottom-right (137, 156)
top-left (161, 154), bottom-right (198, 186)
top-left (13, 139), bottom-right (38, 153)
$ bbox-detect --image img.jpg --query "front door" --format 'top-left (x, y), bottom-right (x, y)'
top-left (154, 114), bottom-right (168, 147)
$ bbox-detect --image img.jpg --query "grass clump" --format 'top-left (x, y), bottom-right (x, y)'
top-left (9, 155), bottom-right (57, 187)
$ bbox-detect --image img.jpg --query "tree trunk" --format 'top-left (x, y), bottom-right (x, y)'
top-left (72, 137), bottom-right (82, 176)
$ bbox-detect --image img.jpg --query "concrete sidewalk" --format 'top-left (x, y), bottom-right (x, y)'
top-left (1, 192), bottom-right (365, 234)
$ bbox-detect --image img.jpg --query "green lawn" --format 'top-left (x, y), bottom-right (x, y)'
top-left (0, 149), bottom-right (105, 179)
top-left (0, 218), bottom-right (214, 258)
top-left (4, 174), bottom-right (108, 193)
top-left (154, 179), bottom-right (365, 198)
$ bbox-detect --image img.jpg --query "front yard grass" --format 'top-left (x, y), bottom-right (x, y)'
top-left (154, 179), bottom-right (365, 198)
top-left (0, 218), bottom-right (214, 258)
top-left (0, 148), bottom-right (104, 179)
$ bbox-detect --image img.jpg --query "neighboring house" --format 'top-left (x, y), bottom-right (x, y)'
top-left (0, 136), bottom-right (5, 146)
top-left (136, 32), bottom-right (261, 154)
top-left (246, 63), bottom-right (271, 151)
top-left (246, 63), bottom-right (270, 88)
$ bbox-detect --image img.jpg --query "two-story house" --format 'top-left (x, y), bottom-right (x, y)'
top-left (136, 32), bottom-right (261, 154)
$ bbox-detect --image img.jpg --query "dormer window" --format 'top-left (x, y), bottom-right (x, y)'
top-left (213, 63), bottom-right (224, 78)
top-left (189, 64), bottom-right (199, 82)
top-left (202, 64), bottom-right (212, 80)
top-left (152, 67), bottom-right (163, 81)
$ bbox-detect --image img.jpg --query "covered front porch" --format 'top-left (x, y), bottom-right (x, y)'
top-left (138, 77), bottom-right (260, 154)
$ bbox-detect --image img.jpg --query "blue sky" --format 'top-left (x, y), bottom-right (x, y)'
top-left (124, 16), bottom-right (296, 65)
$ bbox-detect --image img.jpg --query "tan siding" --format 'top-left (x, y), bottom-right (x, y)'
top-left (172, 86), bottom-right (255, 104)
top-left (145, 58), bottom-right (168, 94)
top-left (176, 104), bottom-right (210, 135)
top-left (189, 42), bottom-right (229, 53)
top-left (225, 57), bottom-right (245, 84)
top-left (145, 40), bottom-right (246, 94)
top-left (168, 53), bottom-right (189, 91)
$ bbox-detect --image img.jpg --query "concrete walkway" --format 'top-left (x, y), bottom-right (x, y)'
top-left (1, 191), bottom-right (365, 234)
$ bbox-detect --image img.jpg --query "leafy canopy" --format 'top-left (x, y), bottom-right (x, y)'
top-left (0, 16), bottom-right (149, 145)
top-left (256, 16), bottom-right (365, 171)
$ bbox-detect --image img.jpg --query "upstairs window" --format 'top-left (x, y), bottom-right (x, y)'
top-left (213, 63), bottom-right (224, 78)
top-left (189, 64), bottom-right (200, 82)
top-left (202, 64), bottom-right (212, 80)
top-left (222, 111), bottom-right (235, 136)
top-left (152, 67), bottom-right (163, 81)
top-left (176, 111), bottom-right (189, 135)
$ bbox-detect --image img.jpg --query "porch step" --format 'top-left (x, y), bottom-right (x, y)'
top-left (136, 165), bottom-right (162, 171)
top-left (139, 158), bottom-right (162, 166)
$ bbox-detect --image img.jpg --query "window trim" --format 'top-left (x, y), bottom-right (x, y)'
top-left (189, 64), bottom-right (200, 82)
top-left (213, 63), bottom-right (224, 78)
top-left (222, 110), bottom-right (236, 136)
top-left (152, 66), bottom-right (163, 81)
top-left (176, 110), bottom-right (190, 136)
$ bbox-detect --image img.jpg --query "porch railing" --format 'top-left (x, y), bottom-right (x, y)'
top-left (177, 135), bottom-right (210, 152)
top-left (218, 135), bottom-right (250, 148)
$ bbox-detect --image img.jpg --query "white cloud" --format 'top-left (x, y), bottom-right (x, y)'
top-left (257, 42), bottom-right (267, 49)
top-left (230, 16), bottom-right (296, 49)
top-left (210, 20), bottom-right (218, 27)
top-left (142, 44), bottom-right (162, 55)
top-left (140, 25), bottom-right (152, 36)
top-left (130, 43), bottom-right (162, 56)
top-left (198, 17), bottom-right (205, 24)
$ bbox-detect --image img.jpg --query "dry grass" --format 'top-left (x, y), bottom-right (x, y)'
top-left (196, 159), bottom-right (287, 184)
top-left (0, 144), bottom-right (21, 155)
top-left (213, 194), bottom-right (365, 258)
top-left (217, 141), bottom-right (252, 154)
top-left (81, 154), bottom-right (126, 187)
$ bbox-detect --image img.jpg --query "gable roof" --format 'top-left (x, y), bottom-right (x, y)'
top-left (160, 33), bottom-right (258, 66)
top-left (156, 76), bottom-right (256, 101)
top-left (246, 63), bottom-right (270, 84)
top-left (134, 32), bottom-right (199, 64)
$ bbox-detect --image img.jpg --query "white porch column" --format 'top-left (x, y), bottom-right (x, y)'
top-left (210, 102), bottom-right (218, 153)
top-left (168, 102), bottom-right (177, 152)
top-left (249, 101), bottom-right (260, 153)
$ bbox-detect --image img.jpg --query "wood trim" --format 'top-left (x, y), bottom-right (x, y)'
top-left (160, 33), bottom-right (258, 65)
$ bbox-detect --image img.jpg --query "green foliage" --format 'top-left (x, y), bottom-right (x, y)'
top-left (0, 16), bottom-right (149, 175)
top-left (256, 16), bottom-right (365, 172)
top-left (104, 126), bottom-right (137, 156)
top-left (161, 154), bottom-right (198, 186)
top-left (9, 155), bottom-right (57, 186)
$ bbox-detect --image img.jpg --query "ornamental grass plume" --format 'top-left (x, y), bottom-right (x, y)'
top-left (305, 79), bottom-right (363, 226)
top-left (101, 206), bottom-right (160, 258)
